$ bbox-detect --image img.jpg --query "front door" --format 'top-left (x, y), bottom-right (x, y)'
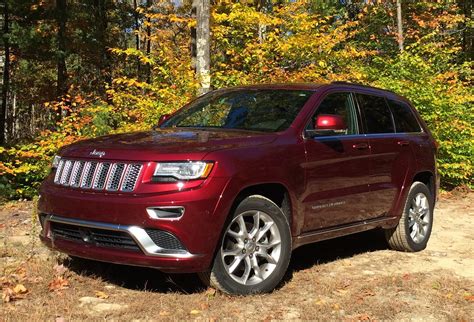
top-left (302, 92), bottom-right (372, 232)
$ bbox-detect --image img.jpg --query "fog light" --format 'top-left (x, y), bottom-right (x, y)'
top-left (146, 207), bottom-right (184, 220)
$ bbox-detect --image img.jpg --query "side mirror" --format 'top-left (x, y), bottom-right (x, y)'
top-left (158, 114), bottom-right (171, 126)
top-left (314, 114), bottom-right (347, 131)
top-left (305, 114), bottom-right (347, 137)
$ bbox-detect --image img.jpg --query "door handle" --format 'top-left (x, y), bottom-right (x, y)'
top-left (352, 143), bottom-right (369, 150)
top-left (397, 140), bottom-right (410, 147)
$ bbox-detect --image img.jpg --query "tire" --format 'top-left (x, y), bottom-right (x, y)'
top-left (385, 181), bottom-right (434, 252)
top-left (206, 195), bottom-right (292, 295)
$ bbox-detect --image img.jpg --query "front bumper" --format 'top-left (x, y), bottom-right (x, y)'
top-left (38, 176), bottom-right (232, 273)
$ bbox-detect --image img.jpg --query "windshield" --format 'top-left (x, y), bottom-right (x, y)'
top-left (160, 89), bottom-right (313, 132)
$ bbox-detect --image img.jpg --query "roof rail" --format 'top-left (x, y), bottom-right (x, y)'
top-left (330, 81), bottom-right (397, 94)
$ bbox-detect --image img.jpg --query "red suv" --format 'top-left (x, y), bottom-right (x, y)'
top-left (38, 82), bottom-right (439, 295)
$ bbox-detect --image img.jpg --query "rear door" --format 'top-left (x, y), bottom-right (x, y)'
top-left (302, 91), bottom-right (371, 231)
top-left (355, 93), bottom-right (417, 218)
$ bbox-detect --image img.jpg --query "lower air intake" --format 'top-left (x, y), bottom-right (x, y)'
top-left (145, 229), bottom-right (187, 252)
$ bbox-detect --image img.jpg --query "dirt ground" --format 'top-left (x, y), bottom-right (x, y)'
top-left (1, 192), bottom-right (473, 320)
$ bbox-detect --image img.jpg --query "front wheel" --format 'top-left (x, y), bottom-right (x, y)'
top-left (385, 181), bottom-right (434, 252)
top-left (205, 195), bottom-right (292, 295)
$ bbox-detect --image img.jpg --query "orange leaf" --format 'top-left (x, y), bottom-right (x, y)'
top-left (48, 277), bottom-right (69, 292)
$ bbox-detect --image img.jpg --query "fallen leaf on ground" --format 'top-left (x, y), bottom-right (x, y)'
top-left (355, 313), bottom-right (372, 320)
top-left (315, 299), bottom-right (326, 306)
top-left (190, 309), bottom-right (201, 315)
top-left (53, 264), bottom-right (68, 276)
top-left (205, 287), bottom-right (216, 297)
top-left (159, 311), bottom-right (170, 316)
top-left (48, 277), bottom-right (69, 292)
top-left (464, 295), bottom-right (474, 302)
top-left (2, 288), bottom-right (14, 303)
top-left (2, 285), bottom-right (28, 303)
top-left (95, 291), bottom-right (109, 299)
top-left (13, 284), bottom-right (28, 294)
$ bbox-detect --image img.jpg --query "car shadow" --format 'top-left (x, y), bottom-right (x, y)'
top-left (64, 257), bottom-right (207, 294)
top-left (289, 228), bottom-right (389, 272)
top-left (63, 229), bottom-right (389, 294)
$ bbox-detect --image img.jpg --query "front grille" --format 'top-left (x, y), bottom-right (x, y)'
top-left (54, 158), bottom-right (142, 192)
top-left (145, 229), bottom-right (187, 252)
top-left (50, 222), bottom-right (140, 251)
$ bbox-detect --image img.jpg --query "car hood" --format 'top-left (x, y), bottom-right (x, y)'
top-left (60, 128), bottom-right (277, 161)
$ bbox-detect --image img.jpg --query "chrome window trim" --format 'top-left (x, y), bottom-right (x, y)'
top-left (44, 214), bottom-right (194, 259)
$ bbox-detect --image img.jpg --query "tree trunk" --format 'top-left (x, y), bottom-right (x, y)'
top-left (133, 0), bottom-right (141, 77)
top-left (190, 4), bottom-right (196, 71)
top-left (95, 0), bottom-right (111, 96)
top-left (1, 0), bottom-right (9, 145)
top-left (56, 0), bottom-right (68, 119)
top-left (396, 0), bottom-right (404, 52)
top-left (145, 0), bottom-right (152, 84)
top-left (194, 0), bottom-right (210, 95)
top-left (257, 0), bottom-right (269, 44)
top-left (460, 0), bottom-right (472, 61)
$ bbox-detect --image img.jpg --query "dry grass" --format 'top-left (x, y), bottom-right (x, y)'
top-left (1, 193), bottom-right (473, 320)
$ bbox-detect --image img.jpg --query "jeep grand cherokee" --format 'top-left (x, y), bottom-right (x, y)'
top-left (38, 82), bottom-right (439, 295)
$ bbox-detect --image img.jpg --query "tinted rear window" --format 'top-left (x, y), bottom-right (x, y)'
top-left (388, 99), bottom-right (422, 133)
top-left (356, 94), bottom-right (394, 134)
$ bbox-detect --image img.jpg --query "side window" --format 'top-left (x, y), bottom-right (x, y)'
top-left (387, 99), bottom-right (422, 133)
top-left (307, 92), bottom-right (359, 136)
top-left (356, 94), bottom-right (394, 134)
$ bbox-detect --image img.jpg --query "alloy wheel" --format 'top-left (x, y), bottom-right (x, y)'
top-left (408, 192), bottom-right (431, 244)
top-left (220, 210), bottom-right (282, 285)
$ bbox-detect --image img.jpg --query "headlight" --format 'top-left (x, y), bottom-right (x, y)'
top-left (52, 155), bottom-right (62, 169)
top-left (153, 161), bottom-right (213, 181)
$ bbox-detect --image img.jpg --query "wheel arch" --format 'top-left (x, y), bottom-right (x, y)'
top-left (230, 183), bottom-right (293, 226)
top-left (412, 171), bottom-right (436, 202)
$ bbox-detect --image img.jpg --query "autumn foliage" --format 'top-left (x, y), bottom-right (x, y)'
top-left (0, 1), bottom-right (472, 200)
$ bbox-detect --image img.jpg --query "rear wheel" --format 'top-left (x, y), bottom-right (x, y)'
top-left (205, 195), bottom-right (292, 295)
top-left (385, 181), bottom-right (434, 252)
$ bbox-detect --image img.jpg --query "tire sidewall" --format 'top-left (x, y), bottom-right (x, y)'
top-left (403, 182), bottom-right (434, 251)
top-left (211, 196), bottom-right (292, 295)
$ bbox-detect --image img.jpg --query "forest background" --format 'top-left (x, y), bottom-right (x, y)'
top-left (0, 0), bottom-right (472, 201)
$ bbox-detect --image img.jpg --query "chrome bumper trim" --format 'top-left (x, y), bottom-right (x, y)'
top-left (44, 214), bottom-right (195, 259)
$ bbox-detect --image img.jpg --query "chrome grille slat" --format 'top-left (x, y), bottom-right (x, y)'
top-left (54, 158), bottom-right (141, 192)
top-left (69, 161), bottom-right (85, 187)
top-left (54, 159), bottom-right (65, 183)
top-left (59, 160), bottom-right (74, 186)
top-left (121, 164), bottom-right (143, 192)
top-left (80, 161), bottom-right (98, 188)
top-left (106, 163), bottom-right (126, 191)
top-left (92, 162), bottom-right (111, 190)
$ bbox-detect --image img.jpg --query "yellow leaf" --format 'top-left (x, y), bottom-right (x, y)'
top-left (315, 299), bottom-right (326, 306)
top-left (190, 310), bottom-right (201, 315)
top-left (95, 291), bottom-right (109, 299)
top-left (13, 284), bottom-right (28, 294)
